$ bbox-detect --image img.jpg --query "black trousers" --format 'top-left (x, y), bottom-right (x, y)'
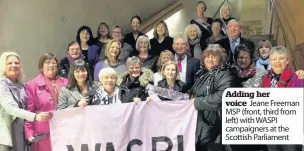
top-left (196, 143), bottom-right (226, 151)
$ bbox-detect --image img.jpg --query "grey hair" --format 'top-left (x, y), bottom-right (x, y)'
top-left (173, 34), bottom-right (188, 44)
top-left (220, 3), bottom-right (232, 18)
top-left (125, 56), bottom-right (142, 69)
top-left (184, 24), bottom-right (202, 39)
top-left (135, 35), bottom-right (151, 51)
top-left (227, 19), bottom-right (241, 27)
top-left (98, 67), bottom-right (118, 84)
top-left (269, 46), bottom-right (288, 57)
top-left (0, 52), bottom-right (24, 82)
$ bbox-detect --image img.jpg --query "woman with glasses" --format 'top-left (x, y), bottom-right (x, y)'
top-left (25, 53), bottom-right (68, 151)
top-left (189, 44), bottom-right (236, 151)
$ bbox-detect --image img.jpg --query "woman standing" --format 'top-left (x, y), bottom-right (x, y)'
top-left (189, 44), bottom-right (235, 151)
top-left (118, 56), bottom-right (154, 103)
top-left (94, 40), bottom-right (126, 82)
top-left (57, 59), bottom-right (95, 110)
top-left (25, 53), bottom-right (68, 151)
top-left (190, 1), bottom-right (213, 41)
top-left (149, 20), bottom-right (174, 56)
top-left (91, 68), bottom-right (121, 105)
top-left (0, 52), bottom-right (52, 151)
top-left (76, 25), bottom-right (100, 70)
top-left (184, 24), bottom-right (204, 62)
top-left (130, 35), bottom-right (158, 72)
top-left (255, 40), bottom-right (272, 71)
top-left (124, 16), bottom-right (146, 50)
top-left (59, 41), bottom-right (84, 78)
top-left (154, 50), bottom-right (174, 85)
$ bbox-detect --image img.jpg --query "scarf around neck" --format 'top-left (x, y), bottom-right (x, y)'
top-left (188, 37), bottom-right (200, 46)
top-left (256, 57), bottom-right (271, 70)
top-left (234, 64), bottom-right (257, 79)
top-left (66, 54), bottom-right (85, 63)
top-left (261, 66), bottom-right (294, 87)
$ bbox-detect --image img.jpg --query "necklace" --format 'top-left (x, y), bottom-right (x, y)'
top-left (107, 59), bottom-right (119, 68)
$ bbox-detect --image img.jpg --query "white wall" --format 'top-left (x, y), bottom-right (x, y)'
top-left (0, 0), bottom-right (176, 79)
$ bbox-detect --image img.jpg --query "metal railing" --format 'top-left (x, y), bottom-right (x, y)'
top-left (212, 0), bottom-right (228, 18)
top-left (270, 2), bottom-right (298, 70)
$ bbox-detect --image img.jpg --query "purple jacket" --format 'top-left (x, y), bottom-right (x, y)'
top-left (292, 75), bottom-right (304, 87)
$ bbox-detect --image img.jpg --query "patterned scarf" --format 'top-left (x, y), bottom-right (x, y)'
top-left (188, 37), bottom-right (200, 46)
top-left (44, 76), bottom-right (61, 107)
top-left (234, 64), bottom-right (256, 79)
top-left (260, 66), bottom-right (294, 88)
top-left (66, 54), bottom-right (85, 63)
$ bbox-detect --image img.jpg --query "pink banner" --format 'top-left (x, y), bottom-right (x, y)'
top-left (50, 101), bottom-right (197, 151)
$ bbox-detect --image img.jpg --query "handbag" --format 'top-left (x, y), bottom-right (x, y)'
top-left (8, 87), bottom-right (31, 151)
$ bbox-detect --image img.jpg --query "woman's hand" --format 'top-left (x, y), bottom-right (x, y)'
top-left (78, 96), bottom-right (89, 107)
top-left (35, 112), bottom-right (53, 121)
top-left (146, 97), bottom-right (152, 103)
top-left (133, 97), bottom-right (141, 104)
top-left (295, 70), bottom-right (304, 79)
top-left (28, 136), bottom-right (35, 142)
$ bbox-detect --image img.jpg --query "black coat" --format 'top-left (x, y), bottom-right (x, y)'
top-left (118, 68), bottom-right (154, 103)
top-left (130, 52), bottom-right (158, 73)
top-left (123, 32), bottom-right (146, 51)
top-left (157, 79), bottom-right (188, 100)
top-left (189, 66), bottom-right (237, 146)
top-left (214, 37), bottom-right (255, 65)
top-left (150, 36), bottom-right (174, 56)
top-left (59, 57), bottom-right (70, 78)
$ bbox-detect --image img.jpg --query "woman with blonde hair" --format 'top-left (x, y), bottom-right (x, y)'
top-left (255, 40), bottom-right (272, 70)
top-left (150, 20), bottom-right (174, 56)
top-left (157, 61), bottom-right (187, 94)
top-left (219, 3), bottom-right (236, 35)
top-left (94, 39), bottom-right (126, 81)
top-left (153, 50), bottom-right (174, 85)
top-left (0, 52), bottom-right (52, 151)
top-left (184, 24), bottom-right (204, 62)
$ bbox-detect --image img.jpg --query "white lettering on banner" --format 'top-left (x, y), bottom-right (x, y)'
top-left (222, 88), bottom-right (304, 145)
top-left (50, 101), bottom-right (197, 151)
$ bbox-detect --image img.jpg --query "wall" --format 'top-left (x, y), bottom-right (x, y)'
top-left (0, 0), bottom-right (176, 79)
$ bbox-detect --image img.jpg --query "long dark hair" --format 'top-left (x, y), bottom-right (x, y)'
top-left (76, 25), bottom-right (94, 45)
top-left (67, 59), bottom-right (93, 90)
top-left (234, 44), bottom-right (254, 65)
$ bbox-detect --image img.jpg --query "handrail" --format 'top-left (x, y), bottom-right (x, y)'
top-left (275, 1), bottom-right (296, 43)
top-left (272, 4), bottom-right (297, 70)
top-left (212, 0), bottom-right (228, 18)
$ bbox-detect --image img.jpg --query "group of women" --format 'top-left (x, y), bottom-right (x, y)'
top-left (1, 1), bottom-right (304, 151)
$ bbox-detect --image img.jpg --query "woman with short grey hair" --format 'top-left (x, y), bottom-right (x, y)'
top-left (91, 67), bottom-right (121, 105)
top-left (117, 56), bottom-right (154, 103)
top-left (184, 24), bottom-right (204, 62)
top-left (260, 47), bottom-right (303, 151)
top-left (130, 35), bottom-right (158, 72)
